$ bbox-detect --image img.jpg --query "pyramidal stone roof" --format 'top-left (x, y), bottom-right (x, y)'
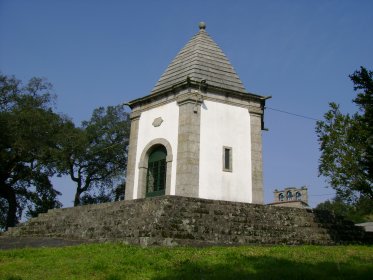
top-left (151, 22), bottom-right (247, 94)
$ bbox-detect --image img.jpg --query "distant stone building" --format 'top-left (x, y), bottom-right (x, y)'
top-left (269, 187), bottom-right (309, 208)
top-left (125, 23), bottom-right (269, 203)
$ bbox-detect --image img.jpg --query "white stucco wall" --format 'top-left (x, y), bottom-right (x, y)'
top-left (199, 100), bottom-right (252, 203)
top-left (133, 101), bottom-right (179, 198)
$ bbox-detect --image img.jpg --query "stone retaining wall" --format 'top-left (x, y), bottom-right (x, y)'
top-left (3, 196), bottom-right (372, 246)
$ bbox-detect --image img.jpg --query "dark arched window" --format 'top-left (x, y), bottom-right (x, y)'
top-left (296, 192), bottom-right (302, 201)
top-left (279, 193), bottom-right (284, 202)
top-left (146, 145), bottom-right (167, 197)
top-left (286, 191), bottom-right (293, 201)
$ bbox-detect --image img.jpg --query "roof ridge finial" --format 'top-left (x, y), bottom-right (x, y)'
top-left (198, 22), bottom-right (206, 30)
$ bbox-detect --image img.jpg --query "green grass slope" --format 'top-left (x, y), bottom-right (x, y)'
top-left (0, 244), bottom-right (372, 279)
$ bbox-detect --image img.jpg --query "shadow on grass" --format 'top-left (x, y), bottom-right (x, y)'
top-left (153, 254), bottom-right (373, 280)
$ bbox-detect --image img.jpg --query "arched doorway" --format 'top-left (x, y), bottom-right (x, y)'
top-left (296, 192), bottom-right (302, 201)
top-left (286, 191), bottom-right (293, 201)
top-left (146, 145), bottom-right (167, 197)
top-left (137, 138), bottom-right (173, 199)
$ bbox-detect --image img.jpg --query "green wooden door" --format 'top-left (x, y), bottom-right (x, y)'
top-left (146, 146), bottom-right (167, 197)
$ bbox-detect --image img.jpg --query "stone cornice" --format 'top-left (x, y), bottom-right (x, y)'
top-left (129, 79), bottom-right (268, 113)
top-left (130, 110), bottom-right (141, 120)
top-left (128, 78), bottom-right (266, 110)
top-left (176, 92), bottom-right (203, 106)
top-left (248, 106), bottom-right (263, 115)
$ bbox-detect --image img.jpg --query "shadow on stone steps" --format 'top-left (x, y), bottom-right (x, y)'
top-left (0, 236), bottom-right (91, 250)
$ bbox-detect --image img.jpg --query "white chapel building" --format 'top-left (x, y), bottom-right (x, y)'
top-left (125, 22), bottom-right (268, 204)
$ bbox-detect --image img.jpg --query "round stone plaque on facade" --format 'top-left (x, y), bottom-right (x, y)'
top-left (152, 117), bottom-right (163, 127)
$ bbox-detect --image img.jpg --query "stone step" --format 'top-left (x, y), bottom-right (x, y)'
top-left (4, 196), bottom-right (370, 245)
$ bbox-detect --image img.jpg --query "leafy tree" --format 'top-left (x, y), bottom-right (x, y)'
top-left (80, 182), bottom-right (126, 205)
top-left (316, 196), bottom-right (373, 223)
top-left (55, 105), bottom-right (130, 206)
top-left (316, 67), bottom-right (373, 202)
top-left (350, 67), bottom-right (373, 193)
top-left (0, 74), bottom-right (65, 229)
top-left (316, 197), bottom-right (354, 218)
top-left (0, 198), bottom-right (8, 230)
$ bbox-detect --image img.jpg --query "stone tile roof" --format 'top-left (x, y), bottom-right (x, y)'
top-left (151, 23), bottom-right (247, 94)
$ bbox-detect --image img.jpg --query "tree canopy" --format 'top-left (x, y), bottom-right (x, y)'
top-left (316, 67), bottom-right (373, 203)
top-left (316, 195), bottom-right (373, 223)
top-left (0, 74), bottom-right (65, 229)
top-left (1, 73), bottom-right (131, 230)
top-left (54, 104), bottom-right (130, 206)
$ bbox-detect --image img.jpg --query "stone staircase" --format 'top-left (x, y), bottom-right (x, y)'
top-left (3, 196), bottom-right (371, 246)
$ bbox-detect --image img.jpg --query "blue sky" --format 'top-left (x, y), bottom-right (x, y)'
top-left (1, 0), bottom-right (372, 207)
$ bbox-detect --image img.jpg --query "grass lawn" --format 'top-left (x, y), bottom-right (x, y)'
top-left (0, 244), bottom-right (372, 280)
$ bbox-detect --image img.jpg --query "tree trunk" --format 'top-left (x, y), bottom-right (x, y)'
top-left (0, 183), bottom-right (17, 230)
top-left (74, 189), bottom-right (82, 206)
